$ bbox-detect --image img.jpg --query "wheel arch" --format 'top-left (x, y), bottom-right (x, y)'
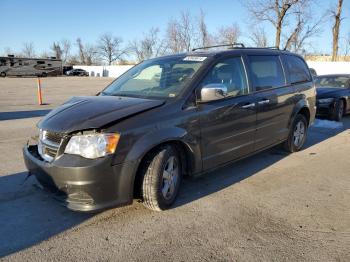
top-left (289, 100), bottom-right (311, 128)
top-left (125, 128), bottom-right (199, 198)
top-left (340, 97), bottom-right (347, 111)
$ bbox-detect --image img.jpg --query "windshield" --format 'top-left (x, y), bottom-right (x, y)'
top-left (101, 56), bottom-right (206, 98)
top-left (316, 75), bottom-right (350, 88)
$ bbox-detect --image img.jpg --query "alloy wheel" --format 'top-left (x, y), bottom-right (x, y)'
top-left (293, 121), bottom-right (305, 147)
top-left (161, 156), bottom-right (179, 200)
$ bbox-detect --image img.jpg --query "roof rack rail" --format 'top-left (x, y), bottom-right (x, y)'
top-left (192, 43), bottom-right (245, 52)
top-left (266, 46), bottom-right (280, 50)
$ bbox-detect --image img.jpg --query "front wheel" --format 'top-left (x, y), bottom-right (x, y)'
top-left (0, 72), bottom-right (6, 77)
top-left (141, 145), bottom-right (182, 211)
top-left (284, 114), bottom-right (308, 153)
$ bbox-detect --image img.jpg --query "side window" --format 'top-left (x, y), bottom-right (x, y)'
top-left (248, 55), bottom-right (285, 91)
top-left (200, 57), bottom-right (248, 97)
top-left (286, 55), bottom-right (311, 84)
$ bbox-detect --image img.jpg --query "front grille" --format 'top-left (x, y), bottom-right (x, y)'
top-left (38, 130), bottom-right (63, 162)
top-left (44, 145), bottom-right (58, 158)
top-left (44, 131), bottom-right (64, 144)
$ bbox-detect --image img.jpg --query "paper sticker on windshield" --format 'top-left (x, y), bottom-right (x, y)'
top-left (183, 56), bottom-right (207, 62)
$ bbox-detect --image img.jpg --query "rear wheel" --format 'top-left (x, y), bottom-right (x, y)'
top-left (284, 114), bottom-right (308, 153)
top-left (0, 72), bottom-right (6, 77)
top-left (331, 100), bottom-right (344, 122)
top-left (141, 145), bottom-right (182, 211)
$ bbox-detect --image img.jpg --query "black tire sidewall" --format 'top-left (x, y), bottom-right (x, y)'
top-left (333, 100), bottom-right (344, 121)
top-left (142, 145), bottom-right (182, 210)
top-left (285, 114), bottom-right (308, 152)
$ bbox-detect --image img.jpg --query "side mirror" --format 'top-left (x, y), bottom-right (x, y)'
top-left (200, 84), bottom-right (228, 102)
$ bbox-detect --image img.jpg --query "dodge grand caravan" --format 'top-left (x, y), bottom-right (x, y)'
top-left (23, 46), bottom-right (316, 212)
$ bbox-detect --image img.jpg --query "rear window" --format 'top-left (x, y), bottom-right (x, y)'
top-left (285, 55), bottom-right (311, 84)
top-left (248, 55), bottom-right (285, 91)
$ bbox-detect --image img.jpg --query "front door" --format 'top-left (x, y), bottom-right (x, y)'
top-left (197, 56), bottom-right (257, 170)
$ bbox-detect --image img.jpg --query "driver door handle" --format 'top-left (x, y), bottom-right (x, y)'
top-left (241, 103), bottom-right (256, 109)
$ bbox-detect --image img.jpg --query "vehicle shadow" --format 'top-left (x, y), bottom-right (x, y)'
top-left (0, 110), bottom-right (51, 121)
top-left (0, 172), bottom-right (92, 258)
top-left (175, 117), bottom-right (350, 208)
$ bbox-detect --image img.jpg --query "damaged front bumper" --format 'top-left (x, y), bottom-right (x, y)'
top-left (23, 144), bottom-right (136, 212)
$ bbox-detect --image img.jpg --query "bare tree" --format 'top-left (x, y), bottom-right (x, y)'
top-left (198, 9), bottom-right (212, 46)
top-left (51, 42), bottom-right (62, 59)
top-left (3, 47), bottom-right (13, 56)
top-left (245, 0), bottom-right (309, 48)
top-left (215, 24), bottom-right (241, 45)
top-left (76, 38), bottom-right (86, 64)
top-left (166, 11), bottom-right (196, 53)
top-left (60, 39), bottom-right (71, 64)
top-left (66, 55), bottom-right (80, 66)
top-left (130, 28), bottom-right (166, 62)
top-left (331, 0), bottom-right (344, 61)
top-left (345, 32), bottom-right (350, 57)
top-left (85, 44), bottom-right (99, 66)
top-left (283, 5), bottom-right (324, 53)
top-left (166, 20), bottom-right (183, 53)
top-left (250, 27), bottom-right (268, 47)
top-left (39, 51), bottom-right (50, 59)
top-left (21, 42), bottom-right (35, 57)
top-left (98, 33), bottom-right (126, 65)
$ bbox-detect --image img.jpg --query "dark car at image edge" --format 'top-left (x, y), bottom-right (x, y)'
top-left (23, 45), bottom-right (316, 212)
top-left (315, 74), bottom-right (350, 121)
top-left (65, 68), bottom-right (89, 76)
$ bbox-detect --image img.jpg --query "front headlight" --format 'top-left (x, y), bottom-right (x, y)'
top-left (318, 98), bottom-right (334, 103)
top-left (64, 133), bottom-right (120, 159)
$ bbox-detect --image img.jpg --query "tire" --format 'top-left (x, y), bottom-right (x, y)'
top-left (284, 114), bottom-right (308, 153)
top-left (141, 145), bottom-right (182, 211)
top-left (0, 72), bottom-right (6, 77)
top-left (331, 100), bottom-right (344, 122)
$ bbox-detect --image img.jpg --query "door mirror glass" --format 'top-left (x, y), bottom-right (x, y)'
top-left (200, 84), bottom-right (228, 102)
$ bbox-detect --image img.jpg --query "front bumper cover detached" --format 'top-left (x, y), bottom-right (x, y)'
top-left (23, 145), bottom-right (136, 212)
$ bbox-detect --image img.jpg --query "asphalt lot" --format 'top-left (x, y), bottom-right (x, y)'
top-left (0, 77), bottom-right (349, 261)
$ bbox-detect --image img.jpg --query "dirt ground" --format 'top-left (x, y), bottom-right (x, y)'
top-left (0, 77), bottom-right (349, 261)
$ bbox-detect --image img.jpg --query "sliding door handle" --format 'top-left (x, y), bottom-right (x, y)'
top-left (258, 99), bottom-right (270, 105)
top-left (241, 103), bottom-right (256, 109)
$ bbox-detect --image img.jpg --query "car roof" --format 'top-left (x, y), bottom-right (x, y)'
top-left (155, 48), bottom-right (299, 60)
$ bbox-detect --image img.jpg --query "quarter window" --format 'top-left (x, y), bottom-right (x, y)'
top-left (200, 57), bottom-right (248, 97)
top-left (285, 55), bottom-right (311, 84)
top-left (248, 55), bottom-right (285, 91)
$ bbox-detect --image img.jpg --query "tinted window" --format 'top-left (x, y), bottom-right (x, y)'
top-left (200, 57), bottom-right (248, 97)
top-left (248, 55), bottom-right (285, 91)
top-left (286, 55), bottom-right (311, 83)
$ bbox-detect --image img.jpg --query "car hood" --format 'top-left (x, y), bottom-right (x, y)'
top-left (38, 96), bottom-right (165, 133)
top-left (316, 87), bottom-right (344, 98)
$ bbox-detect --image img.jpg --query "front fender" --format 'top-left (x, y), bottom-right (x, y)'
top-left (124, 127), bottom-right (201, 173)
